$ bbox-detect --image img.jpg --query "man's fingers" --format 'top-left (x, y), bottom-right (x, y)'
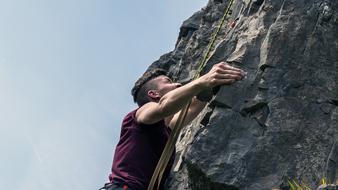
top-left (216, 69), bottom-right (244, 76)
top-left (216, 78), bottom-right (236, 85)
top-left (215, 73), bottom-right (243, 80)
top-left (205, 62), bottom-right (248, 87)
top-left (223, 64), bottom-right (244, 72)
top-left (215, 62), bottom-right (246, 75)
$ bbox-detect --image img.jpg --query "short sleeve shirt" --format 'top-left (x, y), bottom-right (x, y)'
top-left (109, 109), bottom-right (175, 190)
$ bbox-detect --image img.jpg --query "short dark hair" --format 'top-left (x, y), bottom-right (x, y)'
top-left (131, 68), bottom-right (168, 106)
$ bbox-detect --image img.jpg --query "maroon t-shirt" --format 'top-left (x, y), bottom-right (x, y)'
top-left (109, 109), bottom-right (175, 190)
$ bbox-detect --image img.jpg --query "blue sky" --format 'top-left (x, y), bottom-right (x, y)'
top-left (0, 0), bottom-right (207, 189)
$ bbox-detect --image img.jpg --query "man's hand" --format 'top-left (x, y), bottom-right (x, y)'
top-left (196, 62), bottom-right (246, 89)
top-left (169, 62), bottom-right (246, 127)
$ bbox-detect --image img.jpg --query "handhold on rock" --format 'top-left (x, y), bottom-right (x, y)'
top-left (321, 4), bottom-right (333, 22)
top-left (253, 0), bottom-right (264, 6)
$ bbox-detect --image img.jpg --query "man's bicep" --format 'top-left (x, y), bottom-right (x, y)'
top-left (135, 102), bottom-right (166, 125)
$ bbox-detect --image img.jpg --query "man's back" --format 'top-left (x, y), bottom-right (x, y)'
top-left (109, 109), bottom-right (175, 190)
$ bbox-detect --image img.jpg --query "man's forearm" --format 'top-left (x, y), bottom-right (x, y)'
top-left (158, 79), bottom-right (205, 117)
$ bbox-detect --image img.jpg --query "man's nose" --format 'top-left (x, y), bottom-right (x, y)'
top-left (174, 83), bottom-right (182, 88)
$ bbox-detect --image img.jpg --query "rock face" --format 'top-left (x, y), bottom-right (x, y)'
top-left (147, 0), bottom-right (338, 189)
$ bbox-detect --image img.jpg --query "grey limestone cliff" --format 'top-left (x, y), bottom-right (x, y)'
top-left (147, 0), bottom-right (338, 189)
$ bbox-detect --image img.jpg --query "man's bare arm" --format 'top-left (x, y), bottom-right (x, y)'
top-left (136, 79), bottom-right (206, 124)
top-left (136, 63), bottom-right (245, 125)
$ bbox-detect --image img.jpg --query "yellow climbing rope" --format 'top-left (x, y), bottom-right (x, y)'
top-left (147, 0), bottom-right (236, 189)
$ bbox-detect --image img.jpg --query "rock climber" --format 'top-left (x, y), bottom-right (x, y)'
top-left (100, 62), bottom-right (246, 190)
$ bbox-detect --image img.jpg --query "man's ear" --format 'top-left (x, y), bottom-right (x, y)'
top-left (148, 90), bottom-right (161, 101)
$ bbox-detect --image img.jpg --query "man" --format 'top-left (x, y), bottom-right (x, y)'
top-left (102, 62), bottom-right (246, 190)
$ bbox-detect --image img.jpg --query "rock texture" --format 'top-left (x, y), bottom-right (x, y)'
top-left (147, 0), bottom-right (338, 189)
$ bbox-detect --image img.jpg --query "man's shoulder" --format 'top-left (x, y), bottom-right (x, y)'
top-left (124, 107), bottom-right (168, 129)
top-left (126, 108), bottom-right (139, 116)
top-left (123, 108), bottom-right (139, 122)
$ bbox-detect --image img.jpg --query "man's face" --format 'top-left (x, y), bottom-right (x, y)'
top-left (148, 75), bottom-right (182, 100)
